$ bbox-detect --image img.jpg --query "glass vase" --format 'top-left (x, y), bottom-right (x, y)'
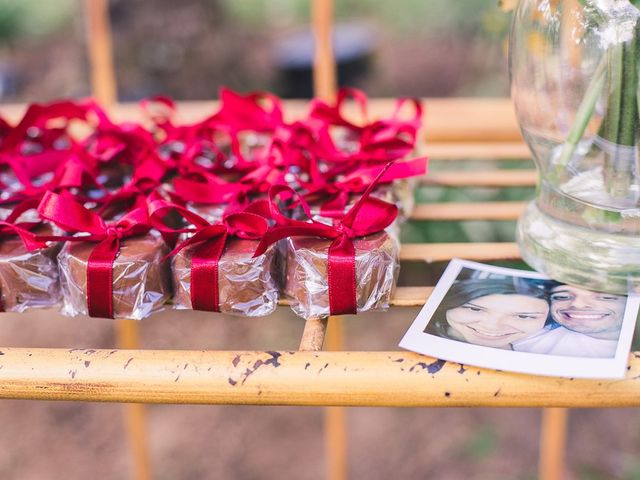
top-left (510, 0), bottom-right (640, 293)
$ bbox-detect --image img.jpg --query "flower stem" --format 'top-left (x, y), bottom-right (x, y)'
top-left (601, 29), bottom-right (638, 198)
top-left (555, 56), bottom-right (607, 167)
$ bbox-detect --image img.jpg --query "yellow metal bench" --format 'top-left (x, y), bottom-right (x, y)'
top-left (2, 1), bottom-right (632, 479)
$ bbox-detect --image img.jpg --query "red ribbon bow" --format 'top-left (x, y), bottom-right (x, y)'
top-left (301, 156), bottom-right (428, 218)
top-left (149, 200), bottom-right (268, 312)
top-left (308, 88), bottom-right (422, 164)
top-left (254, 162), bottom-right (398, 315)
top-left (37, 190), bottom-right (150, 319)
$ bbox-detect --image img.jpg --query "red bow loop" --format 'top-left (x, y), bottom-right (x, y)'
top-left (309, 88), bottom-right (369, 131)
top-left (218, 88), bottom-right (284, 132)
top-left (0, 199), bottom-right (50, 252)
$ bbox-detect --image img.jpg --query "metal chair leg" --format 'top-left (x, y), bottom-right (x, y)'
top-left (324, 316), bottom-right (347, 480)
top-left (117, 320), bottom-right (153, 480)
top-left (539, 407), bottom-right (569, 480)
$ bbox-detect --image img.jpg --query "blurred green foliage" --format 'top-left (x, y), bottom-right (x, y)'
top-left (0, 0), bottom-right (74, 42)
top-left (459, 424), bottom-right (500, 459)
top-left (401, 159), bottom-right (536, 245)
top-left (223, 0), bottom-right (511, 38)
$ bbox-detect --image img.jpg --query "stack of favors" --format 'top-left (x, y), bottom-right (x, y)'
top-left (0, 88), bottom-right (427, 320)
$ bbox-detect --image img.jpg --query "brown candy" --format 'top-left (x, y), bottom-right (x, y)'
top-left (58, 233), bottom-right (171, 319)
top-left (172, 238), bottom-right (278, 316)
top-left (284, 231), bottom-right (399, 319)
top-left (0, 226), bottom-right (61, 312)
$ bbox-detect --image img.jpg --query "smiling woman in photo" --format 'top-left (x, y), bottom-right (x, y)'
top-left (425, 279), bottom-right (550, 349)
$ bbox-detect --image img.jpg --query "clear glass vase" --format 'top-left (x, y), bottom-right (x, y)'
top-left (510, 0), bottom-right (640, 294)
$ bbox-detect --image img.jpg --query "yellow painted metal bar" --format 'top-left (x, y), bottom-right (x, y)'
top-left (84, 0), bottom-right (117, 106)
top-left (312, 0), bottom-right (337, 102)
top-left (325, 317), bottom-right (347, 480)
top-left (299, 318), bottom-right (329, 352)
top-left (400, 242), bottom-right (521, 263)
top-left (116, 321), bottom-right (152, 480)
top-left (0, 348), bottom-right (638, 407)
top-left (423, 170), bottom-right (537, 187)
top-left (425, 141), bottom-right (530, 160)
top-left (539, 408), bottom-right (569, 480)
top-left (0, 98), bottom-right (524, 145)
top-left (411, 202), bottom-right (527, 221)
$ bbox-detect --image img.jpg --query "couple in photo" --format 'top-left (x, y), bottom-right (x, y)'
top-left (425, 278), bottom-right (626, 358)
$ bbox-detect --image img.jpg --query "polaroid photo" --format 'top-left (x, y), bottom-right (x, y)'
top-left (399, 259), bottom-right (640, 379)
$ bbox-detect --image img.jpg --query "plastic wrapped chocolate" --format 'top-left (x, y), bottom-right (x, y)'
top-left (172, 239), bottom-right (278, 316)
top-left (284, 231), bottom-right (399, 319)
top-left (57, 233), bottom-right (171, 319)
top-left (0, 225), bottom-right (61, 312)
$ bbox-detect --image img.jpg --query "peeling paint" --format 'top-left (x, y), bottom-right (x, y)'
top-left (409, 359), bottom-right (445, 374)
top-left (84, 361), bottom-right (90, 368)
top-left (230, 352), bottom-right (284, 386)
top-left (232, 355), bottom-right (242, 367)
top-left (228, 378), bottom-right (237, 386)
top-left (265, 351), bottom-right (282, 367)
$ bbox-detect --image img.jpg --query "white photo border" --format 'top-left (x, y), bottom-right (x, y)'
top-left (399, 259), bottom-right (640, 379)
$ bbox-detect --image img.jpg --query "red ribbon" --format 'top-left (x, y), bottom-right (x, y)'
top-left (254, 162), bottom-right (398, 315)
top-left (308, 88), bottom-right (422, 163)
top-left (300, 156), bottom-right (428, 218)
top-left (217, 88), bottom-right (284, 133)
top-left (37, 191), bottom-right (150, 318)
top-left (148, 200), bottom-right (268, 312)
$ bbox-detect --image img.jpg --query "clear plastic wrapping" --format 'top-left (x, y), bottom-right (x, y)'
top-left (57, 233), bottom-right (171, 319)
top-left (284, 231), bottom-right (399, 319)
top-left (172, 239), bottom-right (279, 316)
top-left (0, 229), bottom-right (61, 312)
top-left (391, 178), bottom-right (416, 220)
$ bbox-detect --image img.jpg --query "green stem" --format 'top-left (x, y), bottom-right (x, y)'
top-left (555, 57), bottom-right (607, 167)
top-left (601, 30), bottom-right (638, 198)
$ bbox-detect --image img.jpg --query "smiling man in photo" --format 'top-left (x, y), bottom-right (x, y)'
top-left (513, 285), bottom-right (626, 358)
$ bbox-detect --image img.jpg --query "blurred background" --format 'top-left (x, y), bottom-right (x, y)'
top-left (2, 1), bottom-right (640, 480)
top-left (0, 0), bottom-right (510, 101)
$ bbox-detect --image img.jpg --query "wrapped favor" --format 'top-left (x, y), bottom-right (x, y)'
top-left (0, 207), bottom-right (60, 312)
top-left (283, 231), bottom-right (399, 319)
top-left (149, 200), bottom-right (279, 316)
top-left (254, 163), bottom-right (400, 319)
top-left (38, 191), bottom-right (171, 319)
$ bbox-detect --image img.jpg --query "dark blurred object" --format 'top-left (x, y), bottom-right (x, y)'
top-left (109, 0), bottom-right (272, 100)
top-left (0, 64), bottom-right (18, 99)
top-left (273, 23), bottom-right (374, 98)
